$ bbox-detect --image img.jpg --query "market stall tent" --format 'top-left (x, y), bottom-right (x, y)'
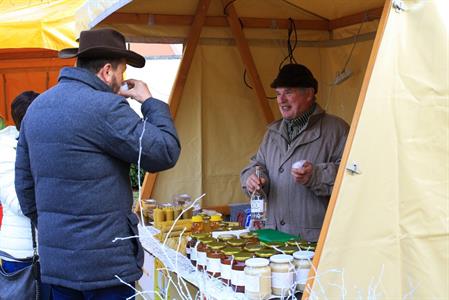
top-left (90, 0), bottom-right (448, 298)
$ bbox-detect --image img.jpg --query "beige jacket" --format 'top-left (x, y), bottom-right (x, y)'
top-left (241, 104), bottom-right (349, 242)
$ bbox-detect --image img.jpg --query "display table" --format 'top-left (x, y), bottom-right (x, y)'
top-left (138, 225), bottom-right (303, 300)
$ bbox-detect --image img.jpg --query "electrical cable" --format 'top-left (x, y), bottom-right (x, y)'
top-left (278, 18), bottom-right (298, 70)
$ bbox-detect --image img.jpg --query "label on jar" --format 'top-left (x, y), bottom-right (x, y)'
top-left (221, 263), bottom-right (232, 279)
top-left (197, 251), bottom-right (207, 267)
top-left (207, 258), bottom-right (221, 273)
top-left (244, 273), bottom-right (260, 292)
top-left (231, 269), bottom-right (245, 286)
top-left (295, 268), bottom-right (311, 284)
top-left (186, 247), bottom-right (191, 255)
top-left (272, 271), bottom-right (294, 288)
top-left (251, 199), bottom-right (264, 213)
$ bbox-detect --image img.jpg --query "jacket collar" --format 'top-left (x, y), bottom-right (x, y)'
top-left (58, 67), bottom-right (113, 93)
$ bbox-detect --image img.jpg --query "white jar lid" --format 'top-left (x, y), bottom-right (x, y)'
top-left (293, 250), bottom-right (315, 260)
top-left (270, 254), bottom-right (293, 264)
top-left (246, 258), bottom-right (270, 268)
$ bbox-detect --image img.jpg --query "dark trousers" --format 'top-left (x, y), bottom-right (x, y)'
top-left (51, 283), bottom-right (135, 300)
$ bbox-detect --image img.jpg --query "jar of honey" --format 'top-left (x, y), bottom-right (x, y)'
top-left (220, 247), bottom-right (241, 285)
top-left (206, 242), bottom-right (225, 277)
top-left (196, 237), bottom-right (214, 271)
top-left (231, 252), bottom-right (253, 293)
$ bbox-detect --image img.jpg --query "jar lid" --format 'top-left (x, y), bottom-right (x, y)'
top-left (293, 250), bottom-right (315, 260)
top-left (270, 254), bottom-right (294, 264)
top-left (192, 216), bottom-right (203, 222)
top-left (244, 243), bottom-right (263, 252)
top-left (200, 237), bottom-right (215, 244)
top-left (262, 241), bottom-right (285, 248)
top-left (210, 215), bottom-right (222, 222)
top-left (255, 249), bottom-right (277, 258)
top-left (217, 234), bottom-right (237, 241)
top-left (222, 247), bottom-right (241, 255)
top-left (234, 251), bottom-right (253, 261)
top-left (239, 232), bottom-right (257, 239)
top-left (227, 239), bottom-right (246, 247)
top-left (278, 246), bottom-right (297, 255)
top-left (208, 242), bottom-right (225, 250)
top-left (245, 257), bottom-right (269, 268)
top-left (191, 233), bottom-right (208, 239)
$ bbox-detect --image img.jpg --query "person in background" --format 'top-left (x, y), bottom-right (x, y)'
top-left (15, 28), bottom-right (180, 299)
top-left (240, 63), bottom-right (349, 242)
top-left (0, 91), bottom-right (51, 299)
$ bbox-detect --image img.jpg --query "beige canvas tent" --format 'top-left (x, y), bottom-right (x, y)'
top-left (0, 0), bottom-right (447, 298)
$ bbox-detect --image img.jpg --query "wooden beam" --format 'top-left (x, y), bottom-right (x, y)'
top-left (301, 1), bottom-right (393, 299)
top-left (101, 8), bottom-right (383, 31)
top-left (222, 0), bottom-right (275, 124)
top-left (329, 7), bottom-right (383, 30)
top-left (140, 0), bottom-right (211, 200)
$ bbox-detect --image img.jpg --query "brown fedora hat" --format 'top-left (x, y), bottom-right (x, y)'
top-left (59, 28), bottom-right (145, 68)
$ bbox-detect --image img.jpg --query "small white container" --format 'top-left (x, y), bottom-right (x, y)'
top-left (244, 258), bottom-right (271, 300)
top-left (293, 250), bottom-right (315, 292)
top-left (270, 254), bottom-right (295, 297)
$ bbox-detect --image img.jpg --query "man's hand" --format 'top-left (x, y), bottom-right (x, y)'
top-left (118, 79), bottom-right (152, 103)
top-left (291, 161), bottom-right (313, 185)
top-left (246, 173), bottom-right (267, 193)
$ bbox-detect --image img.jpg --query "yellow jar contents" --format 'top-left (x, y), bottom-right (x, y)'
top-left (293, 250), bottom-right (315, 292)
top-left (270, 254), bottom-right (295, 297)
top-left (244, 258), bottom-right (271, 300)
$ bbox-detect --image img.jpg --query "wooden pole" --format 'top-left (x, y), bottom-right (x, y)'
top-left (301, 0), bottom-right (392, 299)
top-left (222, 0), bottom-right (275, 124)
top-left (140, 0), bottom-right (211, 200)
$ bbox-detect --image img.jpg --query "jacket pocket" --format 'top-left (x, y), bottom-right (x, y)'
top-left (127, 213), bottom-right (144, 268)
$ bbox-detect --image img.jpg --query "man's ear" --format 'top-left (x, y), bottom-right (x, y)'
top-left (306, 88), bottom-right (315, 102)
top-left (97, 63), bottom-right (113, 84)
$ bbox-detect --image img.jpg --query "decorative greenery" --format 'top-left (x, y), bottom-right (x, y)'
top-left (129, 163), bottom-right (145, 190)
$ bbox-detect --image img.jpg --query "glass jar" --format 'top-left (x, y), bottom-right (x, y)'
top-left (189, 233), bottom-right (208, 266)
top-left (227, 238), bottom-right (246, 249)
top-left (191, 215), bottom-right (204, 234)
top-left (220, 247), bottom-right (241, 285)
top-left (206, 242), bottom-right (225, 277)
top-left (255, 249), bottom-right (277, 259)
top-left (240, 232), bottom-right (259, 244)
top-left (201, 214), bottom-right (211, 233)
top-left (244, 243), bottom-right (263, 254)
top-left (231, 252), bottom-right (253, 293)
top-left (217, 233), bottom-right (237, 243)
top-left (209, 215), bottom-right (222, 232)
top-left (293, 250), bottom-right (315, 292)
top-left (244, 258), bottom-right (271, 300)
top-left (270, 254), bottom-right (295, 297)
top-left (196, 237), bottom-right (214, 271)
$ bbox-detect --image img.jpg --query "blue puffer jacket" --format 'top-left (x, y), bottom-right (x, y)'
top-left (15, 67), bottom-right (180, 290)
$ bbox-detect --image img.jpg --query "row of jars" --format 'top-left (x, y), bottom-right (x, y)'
top-left (186, 233), bottom-right (316, 299)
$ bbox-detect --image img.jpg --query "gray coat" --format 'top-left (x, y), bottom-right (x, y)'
top-left (15, 67), bottom-right (180, 290)
top-left (241, 104), bottom-right (348, 242)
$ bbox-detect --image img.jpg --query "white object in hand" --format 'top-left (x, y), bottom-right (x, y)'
top-left (292, 160), bottom-right (307, 169)
top-left (120, 83), bottom-right (129, 92)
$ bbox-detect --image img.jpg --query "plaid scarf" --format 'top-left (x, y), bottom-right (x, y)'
top-left (284, 103), bottom-right (316, 142)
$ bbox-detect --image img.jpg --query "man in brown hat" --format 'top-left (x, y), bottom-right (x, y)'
top-left (240, 63), bottom-right (349, 243)
top-left (15, 28), bottom-right (181, 299)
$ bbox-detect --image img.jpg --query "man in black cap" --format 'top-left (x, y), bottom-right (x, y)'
top-left (15, 28), bottom-right (181, 299)
top-left (241, 63), bottom-right (349, 242)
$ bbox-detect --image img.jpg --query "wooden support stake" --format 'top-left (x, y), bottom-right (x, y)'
top-left (222, 0), bottom-right (275, 124)
top-left (301, 1), bottom-right (393, 299)
top-left (140, 0), bottom-right (211, 200)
